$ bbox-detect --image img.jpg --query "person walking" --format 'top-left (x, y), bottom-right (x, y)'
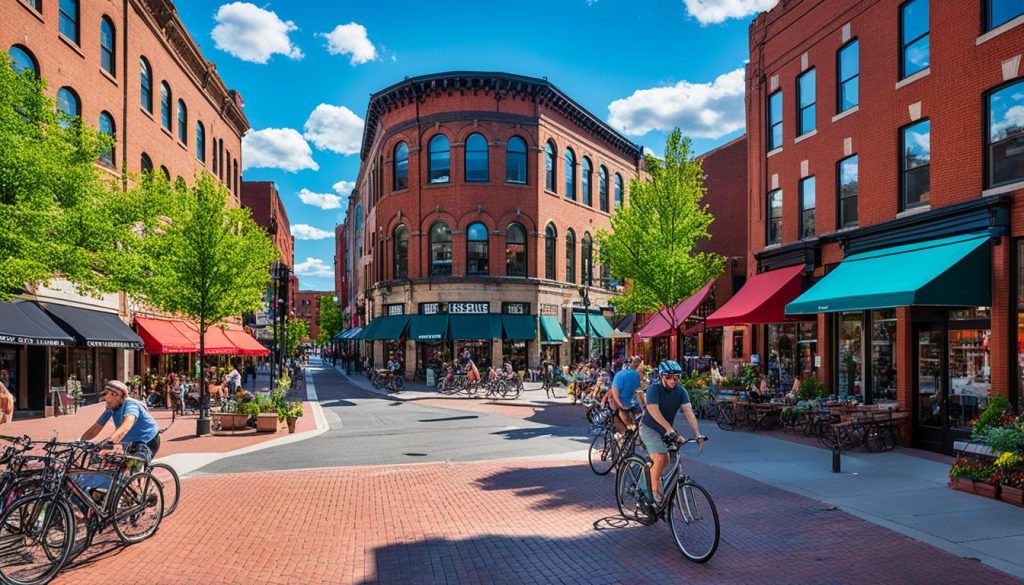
top-left (0, 382), bottom-right (14, 425)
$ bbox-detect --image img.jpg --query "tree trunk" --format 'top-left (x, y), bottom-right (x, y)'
top-left (196, 316), bottom-right (210, 436)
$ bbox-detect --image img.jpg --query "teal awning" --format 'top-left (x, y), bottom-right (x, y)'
top-left (539, 315), bottom-right (567, 343)
top-left (786, 232), bottom-right (992, 315)
top-left (449, 314), bottom-right (502, 340)
top-left (501, 315), bottom-right (536, 340)
top-left (589, 315), bottom-right (615, 339)
top-left (571, 311), bottom-right (615, 338)
top-left (368, 315), bottom-right (410, 340)
top-left (409, 315), bottom-right (449, 341)
top-left (353, 319), bottom-right (380, 340)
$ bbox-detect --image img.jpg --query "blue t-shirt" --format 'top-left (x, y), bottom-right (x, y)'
top-left (612, 369), bottom-right (642, 408)
top-left (96, 398), bottom-right (159, 444)
top-left (641, 382), bottom-right (691, 434)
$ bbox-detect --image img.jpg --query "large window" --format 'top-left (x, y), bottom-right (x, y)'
top-left (614, 174), bottom-right (624, 209)
top-left (581, 157), bottom-right (593, 206)
top-left (767, 189), bottom-right (783, 245)
top-left (466, 222), bottom-right (489, 275)
top-left (506, 136), bottom-right (527, 184)
top-left (9, 45), bottom-right (38, 77)
top-left (581, 232), bottom-right (593, 286)
top-left (195, 121), bottom-right (205, 162)
top-left (393, 225), bottom-right (408, 279)
top-left (465, 133), bottom-right (488, 182)
top-left (837, 40), bottom-right (859, 113)
top-left (140, 152), bottom-right (152, 173)
top-left (393, 141), bottom-right (409, 190)
top-left (838, 155), bottom-right (859, 228)
top-left (160, 82), bottom-right (172, 130)
top-left (598, 166), bottom-right (609, 212)
top-left (837, 312), bottom-right (863, 399)
top-left (565, 229), bottom-right (576, 283)
top-left (100, 17), bottom-right (116, 76)
top-left (56, 87), bottom-right (80, 127)
top-left (901, 119), bottom-right (930, 210)
top-left (986, 0), bottom-right (1024, 31)
top-left (140, 57), bottom-right (152, 113)
top-left (545, 223), bottom-right (557, 280)
top-left (59, 0), bottom-right (79, 45)
top-left (797, 68), bottom-right (815, 135)
top-left (98, 111), bottom-right (115, 166)
top-left (428, 135), bottom-right (450, 184)
top-left (767, 91), bottom-right (783, 150)
top-left (1017, 240), bottom-right (1024, 408)
top-left (871, 309), bottom-right (897, 402)
top-left (506, 223), bottom-right (527, 277)
top-left (177, 99), bottom-right (187, 144)
top-left (900, 0), bottom-right (929, 79)
top-left (545, 141), bottom-right (556, 192)
top-left (988, 80), bottom-right (1024, 188)
top-left (949, 322), bottom-right (992, 429)
top-left (799, 177), bottom-right (816, 239)
top-left (429, 222), bottom-right (451, 276)
top-left (564, 148), bottom-right (576, 200)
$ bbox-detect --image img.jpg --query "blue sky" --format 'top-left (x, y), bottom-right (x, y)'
top-left (174, 0), bottom-right (776, 291)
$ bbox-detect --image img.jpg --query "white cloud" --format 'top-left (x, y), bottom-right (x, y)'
top-left (607, 68), bottom-right (745, 138)
top-left (682, 0), bottom-right (779, 25)
top-left (297, 188), bottom-right (342, 210)
top-left (332, 180), bottom-right (355, 196)
top-left (211, 2), bottom-right (303, 64)
top-left (320, 23), bottom-right (377, 65)
top-left (242, 128), bottom-right (318, 172)
top-left (303, 104), bottom-right (364, 155)
top-left (294, 257), bottom-right (333, 278)
top-left (291, 224), bottom-right (334, 240)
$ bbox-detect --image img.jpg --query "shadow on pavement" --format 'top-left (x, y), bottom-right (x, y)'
top-left (473, 463), bottom-right (610, 511)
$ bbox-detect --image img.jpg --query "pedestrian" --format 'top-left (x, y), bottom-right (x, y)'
top-left (0, 382), bottom-right (14, 425)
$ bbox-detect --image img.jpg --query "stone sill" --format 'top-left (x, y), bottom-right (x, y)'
top-left (832, 105), bottom-right (859, 123)
top-left (977, 13), bottom-right (1024, 45)
top-left (895, 67), bottom-right (930, 90)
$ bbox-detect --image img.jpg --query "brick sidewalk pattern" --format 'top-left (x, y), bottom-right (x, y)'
top-left (52, 457), bottom-right (1022, 585)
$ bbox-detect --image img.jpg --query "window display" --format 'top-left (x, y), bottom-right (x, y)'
top-left (502, 340), bottom-right (527, 372)
top-left (948, 328), bottom-right (990, 430)
top-left (837, 312), bottom-right (862, 399)
top-left (871, 309), bottom-right (897, 402)
top-left (797, 322), bottom-right (818, 377)
top-left (767, 323), bottom-right (796, 392)
top-left (0, 347), bottom-right (18, 398)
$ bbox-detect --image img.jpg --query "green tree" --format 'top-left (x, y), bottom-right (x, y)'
top-left (597, 129), bottom-right (725, 331)
top-left (133, 173), bottom-right (278, 435)
top-left (286, 317), bottom-right (309, 356)
top-left (316, 295), bottom-right (345, 346)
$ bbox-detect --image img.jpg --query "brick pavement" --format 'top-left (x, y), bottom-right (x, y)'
top-left (52, 457), bottom-right (1022, 585)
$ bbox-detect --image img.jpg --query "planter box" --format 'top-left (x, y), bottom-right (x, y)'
top-left (1000, 485), bottom-right (1024, 507)
top-left (975, 481), bottom-right (1001, 499)
top-left (255, 413), bottom-right (278, 433)
top-left (214, 412), bottom-right (248, 430)
top-left (950, 477), bottom-right (976, 494)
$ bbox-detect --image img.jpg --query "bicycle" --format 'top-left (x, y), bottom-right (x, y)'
top-left (373, 370), bottom-right (405, 393)
top-left (588, 415), bottom-right (644, 476)
top-left (615, 434), bottom-right (719, 563)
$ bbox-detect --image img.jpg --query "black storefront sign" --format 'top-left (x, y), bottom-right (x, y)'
top-left (502, 302), bottom-right (530, 315)
top-left (419, 302), bottom-right (444, 315)
top-left (386, 303), bottom-right (406, 316)
top-left (448, 302), bottom-right (490, 314)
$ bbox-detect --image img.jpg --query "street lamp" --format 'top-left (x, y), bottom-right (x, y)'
top-left (578, 286), bottom-right (591, 366)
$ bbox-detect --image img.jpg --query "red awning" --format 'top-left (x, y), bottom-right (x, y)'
top-left (224, 325), bottom-right (270, 356)
top-left (635, 280), bottom-right (715, 339)
top-left (704, 265), bottom-right (805, 327)
top-left (179, 322), bottom-right (236, 354)
top-left (135, 317), bottom-right (199, 354)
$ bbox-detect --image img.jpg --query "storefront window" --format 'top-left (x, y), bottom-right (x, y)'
top-left (837, 312), bottom-right (863, 399)
top-left (948, 328), bottom-right (991, 430)
top-left (732, 330), bottom-right (744, 360)
top-left (456, 341), bottom-right (491, 369)
top-left (97, 349), bottom-right (114, 393)
top-left (871, 309), bottom-right (897, 403)
top-left (797, 322), bottom-right (818, 377)
top-left (1019, 240), bottom-right (1024, 407)
top-left (50, 347), bottom-right (68, 390)
top-left (72, 348), bottom-right (95, 394)
top-left (917, 329), bottom-right (943, 427)
top-left (502, 340), bottom-right (528, 372)
top-left (767, 323), bottom-right (796, 392)
top-left (0, 347), bottom-right (18, 399)
top-left (383, 341), bottom-right (406, 372)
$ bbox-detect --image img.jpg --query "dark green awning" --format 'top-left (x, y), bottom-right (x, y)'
top-left (539, 315), bottom-right (567, 343)
top-left (589, 315), bottom-right (615, 338)
top-left (449, 314), bottom-right (502, 340)
top-left (368, 315), bottom-right (410, 340)
top-left (786, 232), bottom-right (991, 315)
top-left (571, 311), bottom-right (615, 338)
top-left (353, 318), bottom-right (382, 340)
top-left (409, 315), bottom-right (449, 341)
top-left (501, 315), bottom-right (536, 340)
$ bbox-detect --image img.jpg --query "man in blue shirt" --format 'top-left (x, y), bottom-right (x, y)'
top-left (640, 360), bottom-right (704, 502)
top-left (608, 356), bottom-right (644, 432)
top-left (81, 380), bottom-right (161, 457)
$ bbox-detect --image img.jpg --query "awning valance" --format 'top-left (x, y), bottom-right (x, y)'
top-left (0, 301), bottom-right (74, 347)
top-left (368, 315), bottom-right (410, 341)
top-left (223, 325), bottom-right (269, 356)
top-left (501, 315), bottom-right (536, 341)
top-left (571, 311), bottom-right (616, 339)
top-left (540, 316), bottom-right (567, 343)
top-left (704, 265), bottom-right (805, 327)
top-left (450, 314), bottom-right (503, 340)
top-left (786, 233), bottom-right (991, 315)
top-left (409, 315), bottom-right (448, 341)
top-left (42, 304), bottom-right (143, 350)
top-left (134, 317), bottom-right (197, 354)
top-left (635, 280), bottom-right (715, 339)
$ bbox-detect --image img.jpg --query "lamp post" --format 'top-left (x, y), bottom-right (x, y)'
top-left (579, 286), bottom-right (591, 366)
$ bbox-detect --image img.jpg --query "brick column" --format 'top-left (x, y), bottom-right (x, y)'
top-left (816, 314), bottom-right (831, 391)
top-left (895, 307), bottom-right (914, 409)
top-left (990, 236), bottom-right (1011, 399)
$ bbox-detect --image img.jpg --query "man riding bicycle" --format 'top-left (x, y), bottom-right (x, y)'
top-left (640, 360), bottom-right (704, 502)
top-left (608, 356), bottom-right (644, 433)
top-left (81, 380), bottom-right (161, 459)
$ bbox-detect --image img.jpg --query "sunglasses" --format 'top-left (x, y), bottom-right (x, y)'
top-left (662, 374), bottom-right (681, 381)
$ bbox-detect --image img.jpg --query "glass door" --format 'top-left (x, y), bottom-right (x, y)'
top-left (914, 327), bottom-right (945, 452)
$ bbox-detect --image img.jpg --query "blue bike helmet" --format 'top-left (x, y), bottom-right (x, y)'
top-left (658, 360), bottom-right (683, 376)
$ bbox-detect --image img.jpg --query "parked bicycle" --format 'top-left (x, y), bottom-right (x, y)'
top-left (373, 369), bottom-right (405, 393)
top-left (588, 414), bottom-right (645, 476)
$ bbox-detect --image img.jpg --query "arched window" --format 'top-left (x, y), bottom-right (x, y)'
top-left (506, 223), bottom-right (527, 277)
top-left (56, 87), bottom-right (80, 127)
top-left (159, 166), bottom-right (170, 180)
top-left (100, 17), bottom-right (115, 76)
top-left (212, 135), bottom-right (218, 174)
top-left (393, 141), bottom-right (409, 190)
top-left (59, 0), bottom-right (80, 45)
top-left (599, 166), bottom-right (609, 212)
top-left (466, 222), bottom-right (490, 275)
top-left (464, 133), bottom-right (489, 182)
top-left (565, 229), bottom-right (576, 283)
top-left (139, 57), bottom-right (152, 112)
top-left (393, 225), bottom-right (409, 279)
top-left (581, 232), bottom-right (593, 286)
top-left (545, 141), bottom-right (556, 192)
top-left (195, 121), bottom-right (205, 163)
top-left (581, 156), bottom-right (593, 206)
top-left (545, 223), bottom-right (557, 280)
top-left (614, 173), bottom-right (624, 209)
top-left (160, 81), bottom-right (171, 130)
top-left (428, 134), bottom-right (450, 184)
top-left (177, 99), bottom-right (187, 144)
top-left (564, 148), bottom-right (576, 200)
top-left (140, 152), bottom-right (153, 173)
top-left (98, 111), bottom-right (115, 166)
top-left (9, 45), bottom-right (39, 77)
top-left (506, 136), bottom-right (527, 184)
top-left (429, 222), bottom-right (452, 276)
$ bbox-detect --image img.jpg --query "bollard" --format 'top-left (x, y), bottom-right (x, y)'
top-left (832, 446), bottom-right (841, 473)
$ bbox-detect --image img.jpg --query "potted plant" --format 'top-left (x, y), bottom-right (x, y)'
top-left (213, 392), bottom-right (252, 431)
top-left (254, 392), bottom-right (279, 433)
top-left (278, 401), bottom-right (304, 433)
top-left (949, 456), bottom-right (981, 493)
top-left (1000, 468), bottom-right (1024, 507)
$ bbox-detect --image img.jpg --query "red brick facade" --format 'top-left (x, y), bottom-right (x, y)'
top-left (241, 181), bottom-right (294, 271)
top-left (295, 291), bottom-right (329, 343)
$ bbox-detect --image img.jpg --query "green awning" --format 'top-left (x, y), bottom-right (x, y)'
top-left (571, 311), bottom-right (615, 338)
top-left (449, 314), bottom-right (502, 340)
top-left (539, 315), bottom-right (567, 343)
top-left (501, 315), bottom-right (536, 340)
top-left (409, 315), bottom-right (449, 341)
top-left (786, 232), bottom-right (992, 315)
top-left (368, 315), bottom-right (410, 340)
top-left (352, 319), bottom-right (380, 340)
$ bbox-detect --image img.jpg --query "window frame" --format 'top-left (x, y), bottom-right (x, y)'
top-left (195, 121), bottom-right (205, 163)
top-left (428, 221), bottom-right (452, 277)
top-left (58, 0), bottom-right (80, 46)
top-left (56, 86), bottom-right (80, 121)
top-left (506, 136), bottom-right (528, 185)
top-left (581, 156), bottom-right (593, 206)
top-left (899, 118), bottom-right (931, 210)
top-left (98, 111), bottom-right (115, 167)
top-left (837, 40), bottom-right (860, 113)
top-left (159, 81), bottom-right (172, 130)
top-left (799, 176), bottom-right (816, 240)
top-left (614, 174), bottom-right (624, 209)
top-left (140, 152), bottom-right (153, 173)
top-left (505, 223), bottom-right (527, 278)
top-left (393, 141), bottom-right (409, 190)
top-left (564, 148), bottom-right (577, 200)
top-left (899, 0), bottom-right (930, 79)
top-left (140, 57), bottom-right (153, 113)
top-left (581, 232), bottom-right (593, 286)
top-left (464, 133), bottom-right (489, 183)
top-left (837, 154), bottom-right (859, 228)
top-left (176, 99), bottom-right (187, 145)
top-left (985, 79), bottom-right (1024, 189)
top-left (9, 45), bottom-right (39, 78)
top-left (544, 223), bottom-right (557, 280)
top-left (393, 225), bottom-right (409, 279)
top-left (766, 189), bottom-right (783, 246)
top-left (100, 16), bottom-right (116, 77)
top-left (985, 0), bottom-right (1024, 32)
top-left (767, 90), bottom-right (784, 150)
top-left (466, 222), bottom-right (490, 276)
top-left (427, 134), bottom-right (451, 184)
top-left (598, 165), bottom-right (609, 212)
top-left (545, 141), bottom-right (557, 192)
top-left (797, 68), bottom-right (816, 136)
top-left (565, 229), bottom-right (576, 283)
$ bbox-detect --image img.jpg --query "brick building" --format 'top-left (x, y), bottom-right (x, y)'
top-left (295, 291), bottom-right (330, 344)
top-left (240, 181), bottom-right (295, 346)
top-left (335, 223), bottom-right (348, 309)
top-left (723, 0), bottom-right (1024, 452)
top-left (1, 0), bottom-right (248, 414)
top-left (343, 72), bottom-right (644, 376)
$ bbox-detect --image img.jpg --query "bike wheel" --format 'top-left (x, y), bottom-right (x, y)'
top-left (111, 473), bottom-right (164, 544)
top-left (588, 430), bottom-right (616, 476)
top-left (0, 495), bottom-right (75, 585)
top-left (148, 463), bottom-right (180, 517)
top-left (668, 479), bottom-right (720, 563)
top-left (715, 405), bottom-right (735, 431)
top-left (393, 377), bottom-right (405, 392)
top-left (615, 456), bottom-right (658, 525)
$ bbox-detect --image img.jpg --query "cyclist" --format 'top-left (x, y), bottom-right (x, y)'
top-left (608, 356), bottom-right (644, 433)
top-left (640, 360), bottom-right (704, 503)
top-left (81, 380), bottom-right (161, 458)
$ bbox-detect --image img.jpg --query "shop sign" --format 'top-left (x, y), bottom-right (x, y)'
top-left (751, 354), bottom-right (760, 366)
top-left (814, 355), bottom-right (821, 368)
top-left (540, 303), bottom-right (560, 316)
top-left (87, 340), bottom-right (143, 349)
top-left (386, 304), bottom-right (405, 316)
top-left (0, 334), bottom-right (65, 347)
top-left (254, 312), bottom-right (270, 326)
top-left (419, 302), bottom-right (445, 315)
top-left (449, 302), bottom-right (489, 314)
top-left (502, 302), bottom-right (530, 315)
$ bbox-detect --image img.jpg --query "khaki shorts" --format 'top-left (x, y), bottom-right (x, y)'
top-left (640, 424), bottom-right (670, 455)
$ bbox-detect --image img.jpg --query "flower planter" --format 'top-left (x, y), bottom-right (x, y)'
top-left (214, 412), bottom-right (248, 430)
top-left (286, 416), bottom-right (298, 434)
top-left (949, 477), bottom-right (976, 494)
top-left (974, 481), bottom-right (1001, 499)
top-left (1000, 485), bottom-right (1024, 507)
top-left (255, 413), bottom-right (278, 433)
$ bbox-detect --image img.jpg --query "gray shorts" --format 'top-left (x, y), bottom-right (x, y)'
top-left (640, 424), bottom-right (670, 455)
